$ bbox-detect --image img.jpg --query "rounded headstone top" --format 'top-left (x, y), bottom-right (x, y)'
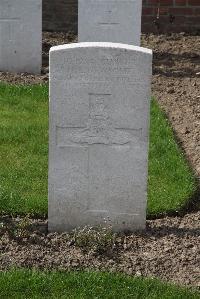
top-left (50, 42), bottom-right (152, 56)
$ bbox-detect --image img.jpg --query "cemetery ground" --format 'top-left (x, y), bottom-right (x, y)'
top-left (0, 32), bottom-right (199, 297)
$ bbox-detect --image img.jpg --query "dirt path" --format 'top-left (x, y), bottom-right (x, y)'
top-left (142, 34), bottom-right (200, 180)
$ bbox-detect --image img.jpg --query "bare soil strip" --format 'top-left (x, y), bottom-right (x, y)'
top-left (0, 212), bottom-right (199, 287)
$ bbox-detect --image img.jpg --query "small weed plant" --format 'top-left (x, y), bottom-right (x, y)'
top-left (73, 225), bottom-right (116, 254)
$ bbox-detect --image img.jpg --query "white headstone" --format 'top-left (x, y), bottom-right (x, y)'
top-left (0, 0), bottom-right (42, 74)
top-left (78, 0), bottom-right (142, 45)
top-left (48, 42), bottom-right (152, 232)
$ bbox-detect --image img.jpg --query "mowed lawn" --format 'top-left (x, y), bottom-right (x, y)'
top-left (1, 270), bottom-right (199, 299)
top-left (0, 83), bottom-right (197, 216)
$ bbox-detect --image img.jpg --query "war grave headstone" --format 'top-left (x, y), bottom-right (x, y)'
top-left (48, 42), bottom-right (152, 232)
top-left (0, 0), bottom-right (42, 74)
top-left (78, 0), bottom-right (142, 45)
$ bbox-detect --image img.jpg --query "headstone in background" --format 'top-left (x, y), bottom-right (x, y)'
top-left (78, 0), bottom-right (142, 45)
top-left (48, 42), bottom-right (152, 232)
top-left (0, 0), bottom-right (42, 74)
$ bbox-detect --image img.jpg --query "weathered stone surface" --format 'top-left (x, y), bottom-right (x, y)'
top-left (78, 0), bottom-right (142, 45)
top-left (48, 42), bottom-right (152, 232)
top-left (0, 0), bottom-right (42, 74)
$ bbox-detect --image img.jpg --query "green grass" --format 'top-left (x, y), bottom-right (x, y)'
top-left (0, 270), bottom-right (199, 299)
top-left (0, 83), bottom-right (197, 216)
top-left (148, 100), bottom-right (197, 215)
top-left (0, 84), bottom-right (48, 216)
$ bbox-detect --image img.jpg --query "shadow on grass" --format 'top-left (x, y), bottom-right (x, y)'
top-left (148, 99), bottom-right (200, 220)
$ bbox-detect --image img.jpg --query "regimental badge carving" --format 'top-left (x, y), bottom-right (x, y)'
top-left (56, 93), bottom-right (141, 147)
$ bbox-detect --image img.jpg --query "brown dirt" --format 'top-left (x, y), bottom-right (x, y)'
top-left (0, 32), bottom-right (200, 287)
top-left (142, 34), bottom-right (200, 180)
top-left (0, 212), bottom-right (199, 287)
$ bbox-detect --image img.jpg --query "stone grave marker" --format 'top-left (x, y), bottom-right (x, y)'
top-left (78, 0), bottom-right (142, 45)
top-left (0, 0), bottom-right (42, 74)
top-left (48, 42), bottom-right (152, 232)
